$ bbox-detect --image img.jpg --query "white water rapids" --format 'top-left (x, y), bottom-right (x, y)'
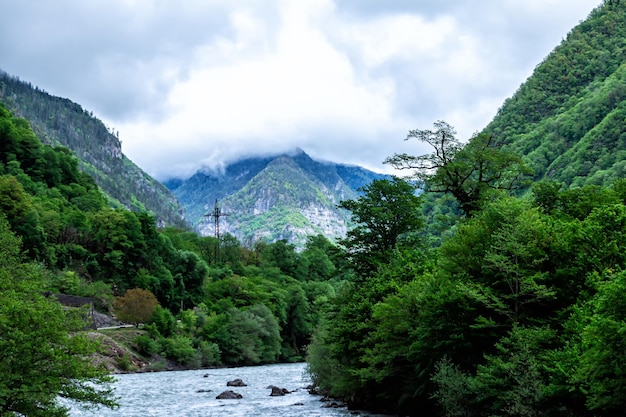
top-left (67, 362), bottom-right (393, 417)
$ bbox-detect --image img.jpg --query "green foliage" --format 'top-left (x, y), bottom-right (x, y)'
top-left (571, 269), bottom-right (626, 412)
top-left (306, 248), bottom-right (433, 413)
top-left (0, 216), bottom-right (117, 416)
top-left (338, 177), bottom-right (423, 277)
top-left (149, 306), bottom-right (177, 337)
top-left (469, 326), bottom-right (553, 417)
top-left (197, 340), bottom-right (222, 367)
top-left (484, 3), bottom-right (626, 190)
top-left (430, 356), bottom-right (473, 417)
top-left (160, 335), bottom-right (198, 366)
top-left (0, 73), bottom-right (187, 228)
top-left (134, 334), bottom-right (160, 356)
top-left (385, 121), bottom-right (532, 216)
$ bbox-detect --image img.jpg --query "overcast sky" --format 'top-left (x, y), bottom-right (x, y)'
top-left (0, 0), bottom-right (602, 180)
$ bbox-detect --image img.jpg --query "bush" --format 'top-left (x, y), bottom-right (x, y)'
top-left (134, 334), bottom-right (159, 356)
top-left (160, 335), bottom-right (198, 366)
top-left (198, 340), bottom-right (221, 367)
top-left (150, 306), bottom-right (176, 337)
top-left (116, 354), bottom-right (134, 372)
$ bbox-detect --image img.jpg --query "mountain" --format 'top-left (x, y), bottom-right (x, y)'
top-left (0, 71), bottom-right (187, 228)
top-left (166, 149), bottom-right (390, 247)
top-left (483, 2), bottom-right (626, 189)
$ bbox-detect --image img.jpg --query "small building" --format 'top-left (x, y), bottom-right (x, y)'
top-left (45, 292), bottom-right (96, 329)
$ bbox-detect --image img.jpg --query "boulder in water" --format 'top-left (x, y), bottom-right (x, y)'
top-left (216, 390), bottom-right (243, 399)
top-left (227, 378), bottom-right (247, 387)
top-left (268, 385), bottom-right (290, 396)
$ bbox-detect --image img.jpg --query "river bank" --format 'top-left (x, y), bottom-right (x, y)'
top-left (89, 327), bottom-right (187, 374)
top-left (89, 326), bottom-right (306, 376)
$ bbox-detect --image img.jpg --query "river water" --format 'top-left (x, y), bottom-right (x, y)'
top-left (68, 362), bottom-right (392, 417)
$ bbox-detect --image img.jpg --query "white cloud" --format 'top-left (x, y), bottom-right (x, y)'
top-left (0, 0), bottom-right (602, 180)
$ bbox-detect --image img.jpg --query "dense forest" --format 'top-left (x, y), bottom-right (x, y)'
top-left (485, 2), bottom-right (626, 188)
top-left (305, 2), bottom-right (626, 416)
top-left (0, 71), bottom-right (187, 228)
top-left (0, 103), bottom-right (352, 414)
top-left (308, 125), bottom-right (626, 415)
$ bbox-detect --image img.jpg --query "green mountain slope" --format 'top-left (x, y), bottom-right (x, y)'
top-left (167, 150), bottom-right (390, 248)
top-left (484, 2), bottom-right (626, 188)
top-left (0, 71), bottom-right (187, 228)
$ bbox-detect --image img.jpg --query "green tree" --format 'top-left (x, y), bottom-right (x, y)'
top-left (439, 197), bottom-right (556, 329)
top-left (432, 325), bottom-right (554, 417)
top-left (0, 174), bottom-right (45, 259)
top-left (223, 304), bottom-right (282, 364)
top-left (384, 121), bottom-right (532, 216)
top-left (0, 216), bottom-right (117, 416)
top-left (572, 269), bottom-right (626, 413)
top-left (338, 177), bottom-right (423, 277)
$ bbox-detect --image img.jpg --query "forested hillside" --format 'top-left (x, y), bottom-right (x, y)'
top-left (0, 71), bottom-right (187, 228)
top-left (0, 102), bottom-right (349, 389)
top-left (305, 2), bottom-right (626, 416)
top-left (485, 2), bottom-right (626, 188)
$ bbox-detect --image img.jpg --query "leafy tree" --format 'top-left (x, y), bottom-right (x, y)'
top-left (221, 305), bottom-right (282, 364)
top-left (88, 209), bottom-right (145, 290)
top-left (0, 216), bottom-right (117, 416)
top-left (168, 249), bottom-right (208, 310)
top-left (159, 335), bottom-right (197, 366)
top-left (439, 197), bottom-right (557, 329)
top-left (113, 288), bottom-right (159, 327)
top-left (149, 305), bottom-right (177, 337)
top-left (260, 239), bottom-right (299, 277)
top-left (384, 121), bottom-right (532, 216)
top-left (338, 177), bottom-right (423, 277)
top-left (432, 325), bottom-right (554, 417)
top-left (0, 174), bottom-right (45, 259)
top-left (571, 269), bottom-right (626, 413)
top-left (470, 325), bottom-right (553, 417)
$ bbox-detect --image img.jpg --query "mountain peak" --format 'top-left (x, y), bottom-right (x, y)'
top-left (167, 150), bottom-right (390, 247)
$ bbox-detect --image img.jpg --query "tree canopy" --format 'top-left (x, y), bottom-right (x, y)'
top-left (0, 216), bottom-right (117, 416)
top-left (384, 120), bottom-right (532, 216)
top-left (338, 177), bottom-right (423, 277)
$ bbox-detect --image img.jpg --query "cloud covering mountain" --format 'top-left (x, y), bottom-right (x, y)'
top-left (0, 0), bottom-right (601, 180)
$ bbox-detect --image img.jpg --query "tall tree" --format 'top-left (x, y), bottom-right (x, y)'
top-left (384, 120), bottom-right (532, 216)
top-left (338, 177), bottom-right (423, 278)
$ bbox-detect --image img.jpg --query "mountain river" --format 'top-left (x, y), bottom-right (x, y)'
top-left (67, 362), bottom-right (393, 417)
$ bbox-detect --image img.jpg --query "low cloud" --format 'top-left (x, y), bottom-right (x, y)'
top-left (0, 0), bottom-right (601, 180)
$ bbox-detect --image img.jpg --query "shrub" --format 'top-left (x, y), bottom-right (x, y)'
top-left (198, 340), bottom-right (221, 367)
top-left (134, 334), bottom-right (159, 356)
top-left (160, 335), bottom-right (197, 365)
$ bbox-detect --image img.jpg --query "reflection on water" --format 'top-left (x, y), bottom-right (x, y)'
top-left (67, 362), bottom-right (392, 417)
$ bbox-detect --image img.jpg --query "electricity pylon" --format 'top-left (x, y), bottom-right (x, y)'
top-left (204, 199), bottom-right (230, 263)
